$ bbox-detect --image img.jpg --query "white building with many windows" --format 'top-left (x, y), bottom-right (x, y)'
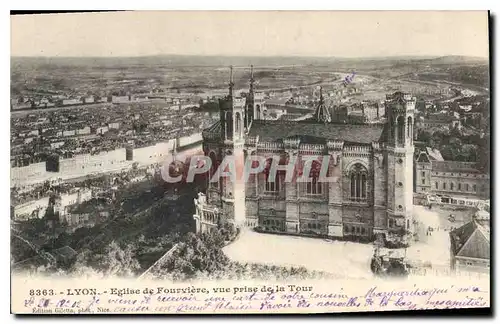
top-left (415, 151), bottom-right (490, 200)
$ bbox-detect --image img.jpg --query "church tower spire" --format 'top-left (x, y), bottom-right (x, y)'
top-left (314, 86), bottom-right (331, 123)
top-left (228, 65), bottom-right (234, 98)
top-left (249, 65), bottom-right (255, 94)
top-left (245, 65), bottom-right (258, 129)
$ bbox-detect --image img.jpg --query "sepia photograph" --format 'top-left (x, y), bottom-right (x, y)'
top-left (9, 10), bottom-right (490, 314)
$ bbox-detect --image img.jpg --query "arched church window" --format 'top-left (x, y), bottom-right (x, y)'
top-left (235, 112), bottom-right (242, 137)
top-left (264, 158), bottom-right (280, 193)
top-left (306, 160), bottom-right (323, 195)
top-left (209, 152), bottom-right (217, 177)
top-left (396, 116), bottom-right (405, 145)
top-left (225, 111), bottom-right (233, 139)
top-left (349, 163), bottom-right (368, 201)
top-left (246, 104), bottom-right (254, 127)
top-left (361, 174), bottom-right (367, 197)
top-left (208, 152), bottom-right (218, 187)
top-left (407, 116), bottom-right (413, 143)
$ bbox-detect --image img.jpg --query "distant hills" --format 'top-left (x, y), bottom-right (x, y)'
top-left (415, 55), bottom-right (489, 65)
top-left (11, 54), bottom-right (489, 69)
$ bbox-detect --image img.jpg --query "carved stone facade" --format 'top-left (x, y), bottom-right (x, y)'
top-left (193, 67), bottom-right (415, 243)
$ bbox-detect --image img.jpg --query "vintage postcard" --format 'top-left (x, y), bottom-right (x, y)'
top-left (10, 11), bottom-right (490, 314)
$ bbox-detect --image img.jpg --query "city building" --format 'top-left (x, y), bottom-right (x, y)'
top-left (194, 66), bottom-right (415, 243)
top-left (329, 101), bottom-right (385, 124)
top-left (83, 96), bottom-right (95, 104)
top-left (361, 101), bottom-right (385, 122)
top-left (62, 98), bottom-right (81, 106)
top-left (449, 212), bottom-right (490, 274)
top-left (64, 205), bottom-right (110, 230)
top-left (108, 122), bottom-right (120, 130)
top-left (415, 151), bottom-right (489, 199)
top-left (417, 113), bottom-right (461, 132)
top-left (111, 95), bottom-right (133, 103)
top-left (76, 126), bottom-right (91, 135)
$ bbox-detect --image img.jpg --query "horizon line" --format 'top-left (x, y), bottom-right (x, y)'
top-left (10, 54), bottom-right (489, 60)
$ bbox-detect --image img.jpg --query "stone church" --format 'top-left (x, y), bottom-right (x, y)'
top-left (194, 66), bottom-right (415, 242)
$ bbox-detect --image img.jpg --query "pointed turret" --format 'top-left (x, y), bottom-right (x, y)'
top-left (245, 65), bottom-right (258, 128)
top-left (249, 65), bottom-right (255, 95)
top-left (228, 65), bottom-right (234, 98)
top-left (314, 86), bottom-right (331, 123)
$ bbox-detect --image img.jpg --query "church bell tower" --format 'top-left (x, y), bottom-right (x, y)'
top-left (245, 65), bottom-right (265, 124)
top-left (385, 92), bottom-right (415, 241)
top-left (217, 66), bottom-right (246, 227)
top-left (244, 65), bottom-right (255, 129)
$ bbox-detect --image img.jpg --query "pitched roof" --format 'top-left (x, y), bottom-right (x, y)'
top-left (456, 230), bottom-right (490, 259)
top-left (248, 120), bottom-right (385, 144)
top-left (425, 147), bottom-right (444, 161)
top-left (450, 220), bottom-right (490, 260)
top-left (432, 161), bottom-right (483, 174)
top-left (203, 120), bottom-right (221, 133)
top-left (450, 221), bottom-right (477, 254)
top-left (416, 152), bottom-right (431, 163)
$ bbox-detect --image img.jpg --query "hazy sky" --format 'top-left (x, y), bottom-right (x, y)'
top-left (11, 11), bottom-right (489, 58)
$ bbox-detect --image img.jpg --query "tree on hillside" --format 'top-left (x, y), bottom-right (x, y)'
top-left (154, 231), bottom-right (230, 281)
top-left (416, 130), bottom-right (433, 147)
top-left (71, 241), bottom-right (141, 278)
top-left (51, 232), bottom-right (72, 249)
top-left (449, 126), bottom-right (463, 139)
